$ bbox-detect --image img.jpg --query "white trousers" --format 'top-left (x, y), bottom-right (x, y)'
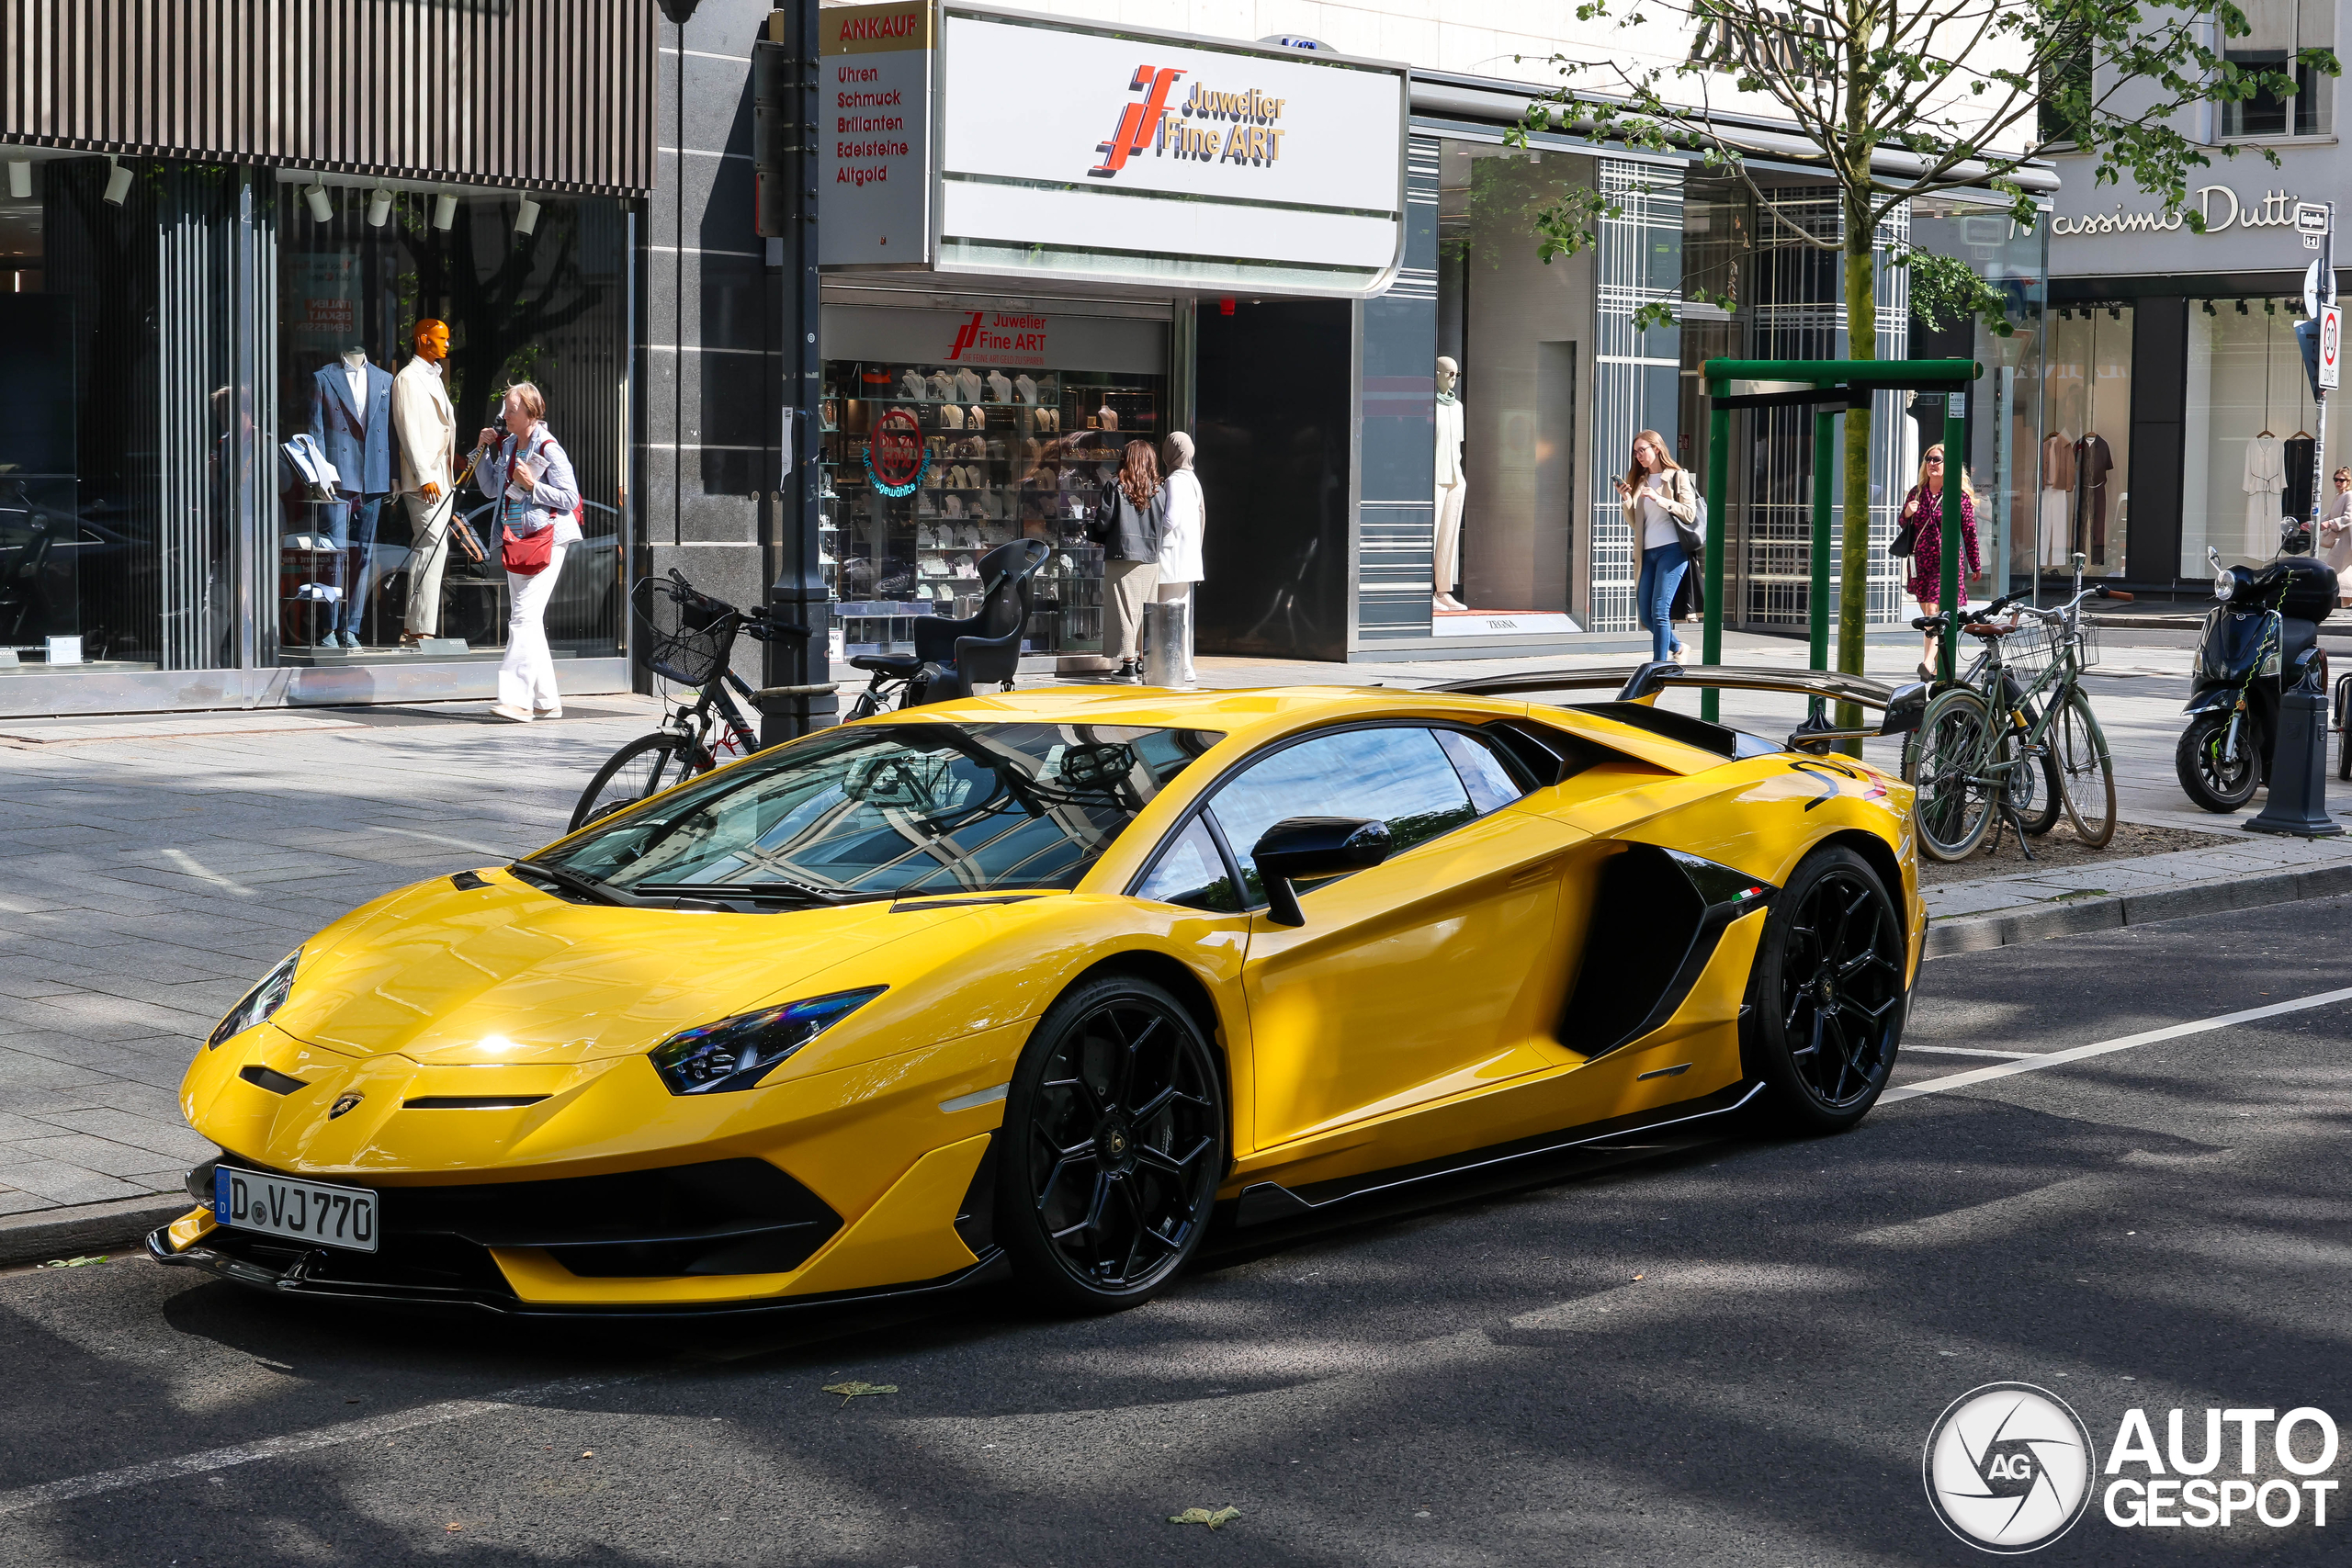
top-left (498, 542), bottom-right (568, 712)
top-left (1433, 480), bottom-right (1466, 595)
top-left (401, 491), bottom-right (457, 636)
top-left (2037, 489), bottom-right (2070, 568)
top-left (1153, 580), bottom-right (1197, 682)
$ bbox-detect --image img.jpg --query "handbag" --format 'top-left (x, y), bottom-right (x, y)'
top-left (501, 518), bottom-right (554, 576)
top-left (1889, 488), bottom-right (1921, 559)
top-left (1670, 472), bottom-right (1707, 560)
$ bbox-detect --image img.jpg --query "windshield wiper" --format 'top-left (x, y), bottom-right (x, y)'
top-left (632, 878), bottom-right (878, 908)
top-left (510, 859), bottom-right (643, 908)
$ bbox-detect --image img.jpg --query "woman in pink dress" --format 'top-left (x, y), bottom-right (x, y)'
top-left (1903, 444), bottom-right (1980, 678)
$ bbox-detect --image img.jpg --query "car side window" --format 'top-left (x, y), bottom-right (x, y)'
top-left (1207, 727), bottom-right (1476, 903)
top-left (1135, 817), bottom-right (1241, 912)
top-left (1434, 728), bottom-right (1529, 815)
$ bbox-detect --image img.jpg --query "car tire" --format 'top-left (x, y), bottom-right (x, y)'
top-left (1742, 846), bottom-right (1907, 1134)
top-left (996, 973), bottom-right (1227, 1314)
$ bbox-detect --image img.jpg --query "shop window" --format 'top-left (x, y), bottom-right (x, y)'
top-left (2040, 307), bottom-right (2132, 580)
top-left (1435, 141), bottom-right (1613, 634)
top-left (273, 185), bottom-right (626, 664)
top-left (818, 341), bottom-right (1161, 660)
top-left (0, 158), bottom-right (248, 676)
top-left (2182, 296), bottom-right (2324, 570)
top-left (2222, 0), bottom-right (2335, 138)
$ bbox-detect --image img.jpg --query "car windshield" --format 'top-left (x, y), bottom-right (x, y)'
top-left (537, 721), bottom-right (1226, 899)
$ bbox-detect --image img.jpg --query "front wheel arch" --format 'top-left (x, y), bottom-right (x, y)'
top-left (1057, 951), bottom-right (1235, 1178)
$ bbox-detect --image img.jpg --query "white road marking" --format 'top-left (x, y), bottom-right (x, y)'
top-left (1903, 1045), bottom-right (2040, 1060)
top-left (0, 1376), bottom-right (624, 1517)
top-left (1884, 986), bottom-right (2352, 1102)
top-left (160, 849), bottom-right (255, 898)
top-left (362, 822), bottom-right (525, 859)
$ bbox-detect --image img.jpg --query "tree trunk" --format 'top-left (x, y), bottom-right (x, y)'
top-left (1838, 230), bottom-right (1876, 685)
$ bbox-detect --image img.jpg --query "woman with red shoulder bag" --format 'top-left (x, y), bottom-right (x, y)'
top-left (476, 381), bottom-right (582, 721)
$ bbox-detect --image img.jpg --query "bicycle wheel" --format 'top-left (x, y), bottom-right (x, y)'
top-left (1904, 686), bottom-right (1998, 862)
top-left (2054, 686), bottom-right (2117, 846)
top-left (2000, 725), bottom-right (2063, 836)
top-left (569, 733), bottom-right (707, 832)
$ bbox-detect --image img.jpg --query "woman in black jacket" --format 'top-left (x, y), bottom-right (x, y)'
top-left (1091, 439), bottom-right (1167, 679)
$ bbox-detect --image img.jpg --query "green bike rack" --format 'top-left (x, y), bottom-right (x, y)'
top-left (1696, 358), bottom-right (1983, 722)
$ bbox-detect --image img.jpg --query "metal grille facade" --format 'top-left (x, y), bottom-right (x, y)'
top-left (1586, 159), bottom-right (1685, 633)
top-left (1, 0), bottom-right (654, 194)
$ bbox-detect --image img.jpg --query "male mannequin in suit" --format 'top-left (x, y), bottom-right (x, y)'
top-left (393, 318), bottom-right (460, 648)
top-left (309, 345), bottom-right (396, 648)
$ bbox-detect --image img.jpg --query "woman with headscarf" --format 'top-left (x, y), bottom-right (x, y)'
top-left (1089, 438), bottom-right (1166, 680)
top-left (1155, 432), bottom-right (1204, 686)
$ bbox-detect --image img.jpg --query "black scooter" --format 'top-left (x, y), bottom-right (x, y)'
top-left (2176, 544), bottom-right (2336, 812)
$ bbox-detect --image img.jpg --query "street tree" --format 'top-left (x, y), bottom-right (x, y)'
top-left (1510, 1), bottom-right (2335, 678)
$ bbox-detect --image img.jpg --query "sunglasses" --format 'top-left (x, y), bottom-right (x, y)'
top-left (1924, 457), bottom-right (1945, 466)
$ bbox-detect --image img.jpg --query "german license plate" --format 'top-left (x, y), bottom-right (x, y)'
top-left (214, 1168), bottom-right (379, 1253)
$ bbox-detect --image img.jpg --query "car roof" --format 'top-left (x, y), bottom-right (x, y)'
top-left (866, 682), bottom-right (1751, 776)
top-left (885, 682), bottom-right (1510, 749)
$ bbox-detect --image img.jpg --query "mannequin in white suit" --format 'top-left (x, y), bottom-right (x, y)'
top-left (394, 318), bottom-right (461, 647)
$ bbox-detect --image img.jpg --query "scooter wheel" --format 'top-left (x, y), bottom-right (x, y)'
top-left (2176, 712), bottom-right (2258, 812)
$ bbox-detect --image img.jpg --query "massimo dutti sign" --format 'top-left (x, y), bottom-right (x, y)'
top-left (2047, 152), bottom-right (2335, 278)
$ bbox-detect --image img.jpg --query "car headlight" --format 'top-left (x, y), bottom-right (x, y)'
top-left (207, 949), bottom-right (301, 1049)
top-left (648, 987), bottom-right (886, 1095)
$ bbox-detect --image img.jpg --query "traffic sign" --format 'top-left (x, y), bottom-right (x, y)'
top-left (2323, 303), bottom-right (2341, 390)
top-left (2308, 257), bottom-right (2324, 321)
top-left (2297, 202), bottom-right (2331, 234)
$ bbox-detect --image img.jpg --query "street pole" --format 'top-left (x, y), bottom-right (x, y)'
top-left (1702, 379), bottom-right (1730, 722)
top-left (755, 0), bottom-right (835, 747)
top-left (1940, 389), bottom-right (1966, 682)
top-left (1810, 409), bottom-right (1835, 671)
top-left (2313, 204), bottom-right (2334, 548)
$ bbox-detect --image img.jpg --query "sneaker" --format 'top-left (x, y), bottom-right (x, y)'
top-left (490, 704), bottom-right (535, 723)
top-left (1670, 645), bottom-right (1687, 665)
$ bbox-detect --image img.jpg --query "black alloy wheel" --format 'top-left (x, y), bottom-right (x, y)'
top-left (2174, 711), bottom-right (2257, 813)
top-left (1743, 846), bottom-right (1907, 1133)
top-left (998, 974), bottom-right (1227, 1313)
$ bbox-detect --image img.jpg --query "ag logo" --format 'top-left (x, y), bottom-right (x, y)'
top-left (1924, 1382), bottom-right (2097, 1552)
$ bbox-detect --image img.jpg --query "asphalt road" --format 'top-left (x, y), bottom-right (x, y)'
top-left (3, 896), bottom-right (2347, 1566)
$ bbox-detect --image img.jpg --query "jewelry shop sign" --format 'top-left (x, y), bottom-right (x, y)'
top-left (822, 1), bottom-right (1408, 297)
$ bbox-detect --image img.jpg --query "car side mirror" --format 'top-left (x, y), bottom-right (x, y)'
top-left (1251, 817), bottom-right (1392, 927)
top-left (1878, 681), bottom-right (1928, 737)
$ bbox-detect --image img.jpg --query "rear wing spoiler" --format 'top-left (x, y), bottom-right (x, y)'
top-left (1433, 661), bottom-right (1928, 751)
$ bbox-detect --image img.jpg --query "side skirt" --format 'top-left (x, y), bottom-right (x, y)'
top-left (1230, 1080), bottom-right (1765, 1227)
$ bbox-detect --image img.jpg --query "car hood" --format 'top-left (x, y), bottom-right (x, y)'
top-left (266, 870), bottom-right (972, 1066)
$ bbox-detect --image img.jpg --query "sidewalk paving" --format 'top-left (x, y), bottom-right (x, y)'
top-left (4, 635), bottom-right (2346, 1253)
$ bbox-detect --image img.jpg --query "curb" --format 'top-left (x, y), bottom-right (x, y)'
top-left (1925, 860), bottom-right (2352, 958)
top-left (0, 1196), bottom-right (190, 1268)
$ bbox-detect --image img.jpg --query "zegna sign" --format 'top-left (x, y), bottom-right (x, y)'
top-left (2052, 186), bottom-right (2303, 238)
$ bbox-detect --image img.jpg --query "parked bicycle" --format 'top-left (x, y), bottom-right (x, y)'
top-left (1903, 562), bottom-right (2129, 863)
top-left (839, 539), bottom-right (1051, 719)
top-left (567, 571), bottom-right (821, 831)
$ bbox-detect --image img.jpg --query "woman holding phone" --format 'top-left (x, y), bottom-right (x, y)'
top-left (476, 381), bottom-right (582, 722)
top-left (1613, 429), bottom-right (1700, 664)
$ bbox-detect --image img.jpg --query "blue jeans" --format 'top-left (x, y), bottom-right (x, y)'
top-left (329, 493), bottom-right (386, 639)
top-left (1637, 543), bottom-right (1688, 661)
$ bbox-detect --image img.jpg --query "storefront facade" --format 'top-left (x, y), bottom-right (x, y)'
top-left (805, 2), bottom-right (2045, 663)
top-left (2045, 133), bottom-right (2345, 591)
top-left (0, 0), bottom-right (651, 716)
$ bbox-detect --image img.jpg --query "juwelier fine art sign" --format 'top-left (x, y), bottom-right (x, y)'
top-left (821, 0), bottom-right (1408, 296)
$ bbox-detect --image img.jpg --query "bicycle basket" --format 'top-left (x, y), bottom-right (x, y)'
top-left (632, 574), bottom-right (736, 686)
top-left (2043, 614), bottom-right (2098, 671)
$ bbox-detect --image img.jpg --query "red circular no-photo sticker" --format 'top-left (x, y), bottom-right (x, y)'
top-left (869, 407), bottom-right (924, 489)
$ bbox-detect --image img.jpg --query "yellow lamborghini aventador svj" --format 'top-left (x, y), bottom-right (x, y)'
top-left (155, 664), bottom-right (1926, 1315)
